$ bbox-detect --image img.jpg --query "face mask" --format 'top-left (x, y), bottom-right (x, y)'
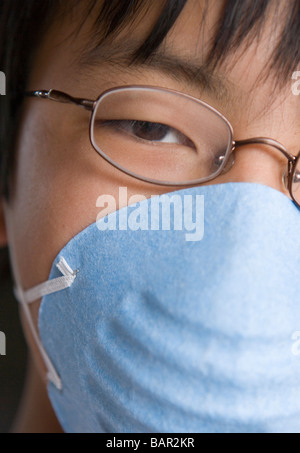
top-left (14, 183), bottom-right (300, 433)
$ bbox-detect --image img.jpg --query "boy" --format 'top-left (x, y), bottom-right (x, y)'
top-left (1, 0), bottom-right (300, 433)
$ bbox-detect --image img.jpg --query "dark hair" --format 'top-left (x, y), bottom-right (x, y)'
top-left (0, 0), bottom-right (299, 199)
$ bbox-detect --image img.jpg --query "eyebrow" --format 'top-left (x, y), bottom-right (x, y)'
top-left (78, 40), bottom-right (234, 104)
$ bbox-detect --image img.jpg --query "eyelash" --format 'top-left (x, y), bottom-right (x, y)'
top-left (99, 119), bottom-right (195, 149)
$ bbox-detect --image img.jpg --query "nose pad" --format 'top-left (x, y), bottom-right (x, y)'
top-left (217, 142), bottom-right (291, 193)
top-left (282, 161), bottom-right (300, 192)
top-left (282, 166), bottom-right (289, 190)
top-left (220, 151), bottom-right (236, 175)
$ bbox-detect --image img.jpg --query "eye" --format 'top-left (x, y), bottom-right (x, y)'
top-left (130, 121), bottom-right (180, 143)
top-left (101, 120), bottom-right (195, 148)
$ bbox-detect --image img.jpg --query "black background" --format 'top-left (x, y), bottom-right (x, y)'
top-left (0, 247), bottom-right (27, 433)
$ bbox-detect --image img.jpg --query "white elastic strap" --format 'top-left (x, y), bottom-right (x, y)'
top-left (14, 257), bottom-right (78, 391)
top-left (15, 257), bottom-right (78, 305)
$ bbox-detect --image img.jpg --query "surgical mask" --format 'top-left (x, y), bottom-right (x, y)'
top-left (14, 183), bottom-right (300, 433)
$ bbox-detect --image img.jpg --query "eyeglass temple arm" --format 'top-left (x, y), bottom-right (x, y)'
top-left (25, 89), bottom-right (95, 111)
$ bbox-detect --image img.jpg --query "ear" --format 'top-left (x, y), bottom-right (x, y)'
top-left (0, 200), bottom-right (7, 248)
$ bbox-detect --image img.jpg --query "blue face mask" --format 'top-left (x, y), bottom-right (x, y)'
top-left (15, 183), bottom-right (300, 433)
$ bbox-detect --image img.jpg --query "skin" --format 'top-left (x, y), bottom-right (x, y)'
top-left (1, 0), bottom-right (299, 432)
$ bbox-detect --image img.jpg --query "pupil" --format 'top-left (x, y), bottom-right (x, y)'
top-left (132, 121), bottom-right (169, 141)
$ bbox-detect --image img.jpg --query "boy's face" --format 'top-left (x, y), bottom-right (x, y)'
top-left (2, 1), bottom-right (300, 379)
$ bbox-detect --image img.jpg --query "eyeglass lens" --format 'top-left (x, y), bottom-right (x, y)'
top-left (91, 87), bottom-right (232, 185)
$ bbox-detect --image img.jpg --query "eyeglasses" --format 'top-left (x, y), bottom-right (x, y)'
top-left (25, 85), bottom-right (300, 208)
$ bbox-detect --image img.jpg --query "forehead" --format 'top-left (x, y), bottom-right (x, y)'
top-left (27, 0), bottom-right (294, 122)
top-left (67, 0), bottom-right (293, 83)
top-left (30, 2), bottom-right (276, 75)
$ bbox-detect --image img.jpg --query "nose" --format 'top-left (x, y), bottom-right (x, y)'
top-left (216, 141), bottom-right (290, 196)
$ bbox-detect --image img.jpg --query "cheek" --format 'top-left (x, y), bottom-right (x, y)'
top-left (8, 101), bottom-right (120, 290)
top-left (6, 99), bottom-right (171, 381)
top-left (5, 102), bottom-right (126, 380)
top-left (6, 99), bottom-right (168, 343)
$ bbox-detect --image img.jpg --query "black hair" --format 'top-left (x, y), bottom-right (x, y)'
top-left (0, 0), bottom-right (299, 199)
